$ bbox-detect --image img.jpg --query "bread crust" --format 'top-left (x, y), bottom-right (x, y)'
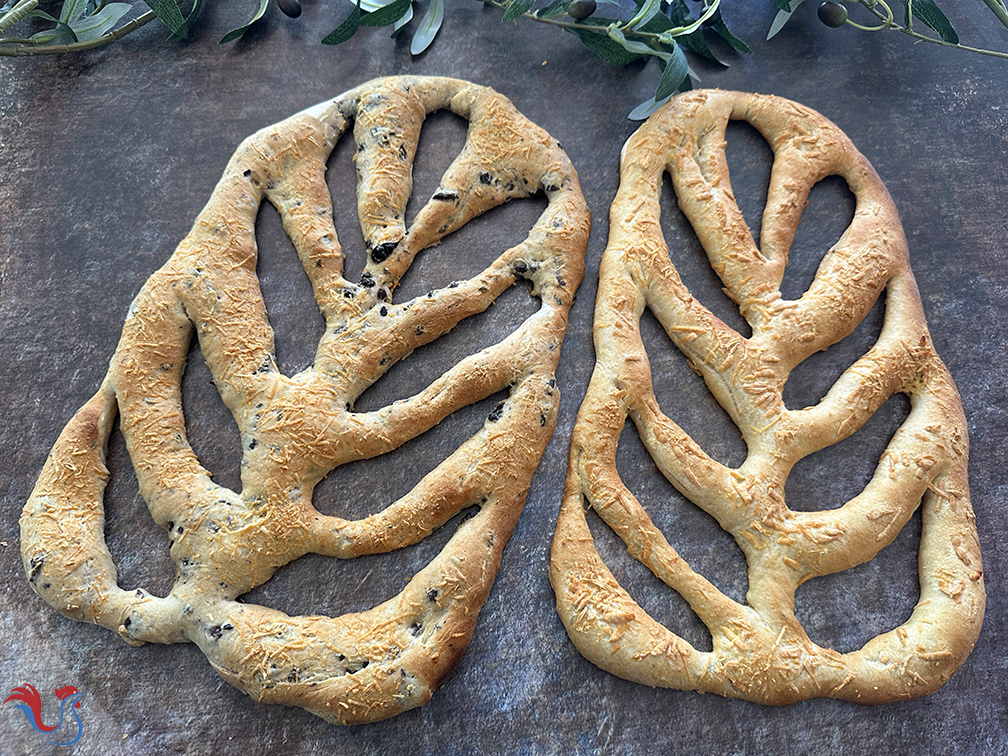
top-left (21, 76), bottom-right (589, 724)
top-left (550, 89), bottom-right (983, 704)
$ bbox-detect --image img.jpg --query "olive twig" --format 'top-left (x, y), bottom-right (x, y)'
top-left (0, 0), bottom-right (187, 56)
top-left (0, 0), bottom-right (37, 34)
top-left (845, 0), bottom-right (892, 31)
top-left (482, 0), bottom-right (714, 45)
top-left (851, 0), bottom-right (1008, 60)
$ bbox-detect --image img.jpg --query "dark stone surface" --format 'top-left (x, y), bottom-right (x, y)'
top-left (1, 2), bottom-right (1005, 754)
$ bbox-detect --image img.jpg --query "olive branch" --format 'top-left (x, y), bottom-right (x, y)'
top-left (2, 1), bottom-right (1006, 115)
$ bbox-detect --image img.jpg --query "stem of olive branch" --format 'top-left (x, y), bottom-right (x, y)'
top-left (0, 0), bottom-right (38, 35)
top-left (0, 0), bottom-right (185, 56)
top-left (480, 0), bottom-right (713, 45)
top-left (855, 0), bottom-right (1008, 59)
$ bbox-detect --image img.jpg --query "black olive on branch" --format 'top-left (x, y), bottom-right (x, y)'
top-left (568, 0), bottom-right (596, 20)
top-left (817, 1), bottom-right (849, 27)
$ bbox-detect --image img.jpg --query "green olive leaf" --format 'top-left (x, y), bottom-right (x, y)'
top-left (411, 0), bottom-right (443, 53)
top-left (655, 42), bottom-right (688, 100)
top-left (360, 0), bottom-right (412, 27)
top-left (392, 2), bottom-right (413, 36)
top-left (70, 2), bottom-right (130, 41)
top-left (624, 0), bottom-right (661, 30)
top-left (607, 25), bottom-right (660, 57)
top-left (534, 0), bottom-right (569, 19)
top-left (15, 7), bottom-right (77, 43)
top-left (661, 4), bottom-right (720, 62)
top-left (766, 5), bottom-right (798, 40)
top-left (141, 0), bottom-right (187, 38)
top-left (177, 0), bottom-right (205, 40)
top-left (322, 0), bottom-right (363, 44)
top-left (59, 0), bottom-right (88, 24)
top-left (900, 0), bottom-right (959, 43)
top-left (710, 16), bottom-right (751, 53)
top-left (503, 0), bottom-right (534, 23)
top-left (628, 93), bottom-right (672, 121)
top-left (766, 0), bottom-right (792, 10)
top-left (566, 25), bottom-right (642, 66)
top-left (220, 0), bottom-right (269, 44)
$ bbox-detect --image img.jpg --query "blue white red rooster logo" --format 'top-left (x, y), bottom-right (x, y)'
top-left (3, 683), bottom-right (84, 745)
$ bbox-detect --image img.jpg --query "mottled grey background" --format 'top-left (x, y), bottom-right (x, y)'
top-left (1, 2), bottom-right (1005, 754)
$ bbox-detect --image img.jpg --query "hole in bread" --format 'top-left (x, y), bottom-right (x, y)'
top-left (794, 503), bottom-right (921, 654)
top-left (243, 503), bottom-right (481, 619)
top-left (724, 120), bottom-right (774, 253)
top-left (325, 117), bottom-right (367, 283)
top-left (405, 109), bottom-right (469, 229)
top-left (253, 392), bottom-right (504, 616)
top-left (640, 307), bottom-right (748, 469)
top-left (103, 414), bottom-right (176, 598)
top-left (609, 420), bottom-right (749, 638)
top-left (784, 390), bottom-right (911, 512)
top-left (255, 200), bottom-right (326, 378)
top-left (181, 337), bottom-right (243, 494)
top-left (314, 390), bottom-right (506, 521)
top-left (585, 505), bottom-right (713, 653)
top-left (660, 168), bottom-right (752, 339)
top-left (353, 284), bottom-right (539, 412)
top-left (782, 293), bottom-right (886, 411)
top-left (396, 193), bottom-right (550, 303)
top-left (778, 175), bottom-right (857, 302)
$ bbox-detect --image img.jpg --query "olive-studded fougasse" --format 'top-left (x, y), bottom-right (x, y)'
top-left (551, 90), bottom-right (983, 704)
top-left (21, 76), bottom-right (589, 725)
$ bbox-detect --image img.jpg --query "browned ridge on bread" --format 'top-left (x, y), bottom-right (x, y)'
top-left (21, 76), bottom-right (590, 724)
top-left (551, 89), bottom-right (983, 705)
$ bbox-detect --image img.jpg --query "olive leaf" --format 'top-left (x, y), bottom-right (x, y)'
top-left (900, 0), bottom-right (958, 44)
top-left (392, 1), bottom-right (414, 35)
top-left (322, 0), bottom-right (363, 44)
top-left (655, 42), bottom-right (688, 98)
top-left (534, 0), bottom-right (569, 18)
top-left (664, 0), bottom-right (719, 62)
top-left (29, 9), bottom-right (79, 43)
top-left (70, 2), bottom-right (131, 41)
top-left (502, 0), bottom-right (534, 23)
top-left (411, 0), bottom-right (443, 53)
top-left (624, 0), bottom-right (662, 30)
top-left (322, 0), bottom-right (413, 45)
top-left (141, 0), bottom-right (187, 38)
top-left (59, 0), bottom-right (88, 24)
top-left (566, 24), bottom-right (643, 65)
top-left (359, 0), bottom-right (412, 27)
top-left (627, 93), bottom-right (672, 121)
top-left (220, 0), bottom-right (270, 43)
top-left (710, 16), bottom-right (751, 52)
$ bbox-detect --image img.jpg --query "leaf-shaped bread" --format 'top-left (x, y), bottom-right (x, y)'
top-left (21, 76), bottom-right (589, 724)
top-left (551, 90), bottom-right (983, 704)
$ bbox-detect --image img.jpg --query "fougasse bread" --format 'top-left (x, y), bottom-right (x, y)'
top-left (551, 89), bottom-right (984, 704)
top-left (21, 76), bottom-right (589, 724)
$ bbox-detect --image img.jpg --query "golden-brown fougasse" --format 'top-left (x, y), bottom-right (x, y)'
top-left (551, 90), bottom-right (984, 704)
top-left (21, 76), bottom-right (589, 724)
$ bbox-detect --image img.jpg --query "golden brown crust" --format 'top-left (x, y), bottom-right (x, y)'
top-left (21, 76), bottom-right (589, 724)
top-left (550, 89), bottom-right (983, 705)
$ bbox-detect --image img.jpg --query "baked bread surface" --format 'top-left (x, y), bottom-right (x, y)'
top-left (21, 75), bottom-right (589, 724)
top-left (550, 89), bottom-right (983, 704)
